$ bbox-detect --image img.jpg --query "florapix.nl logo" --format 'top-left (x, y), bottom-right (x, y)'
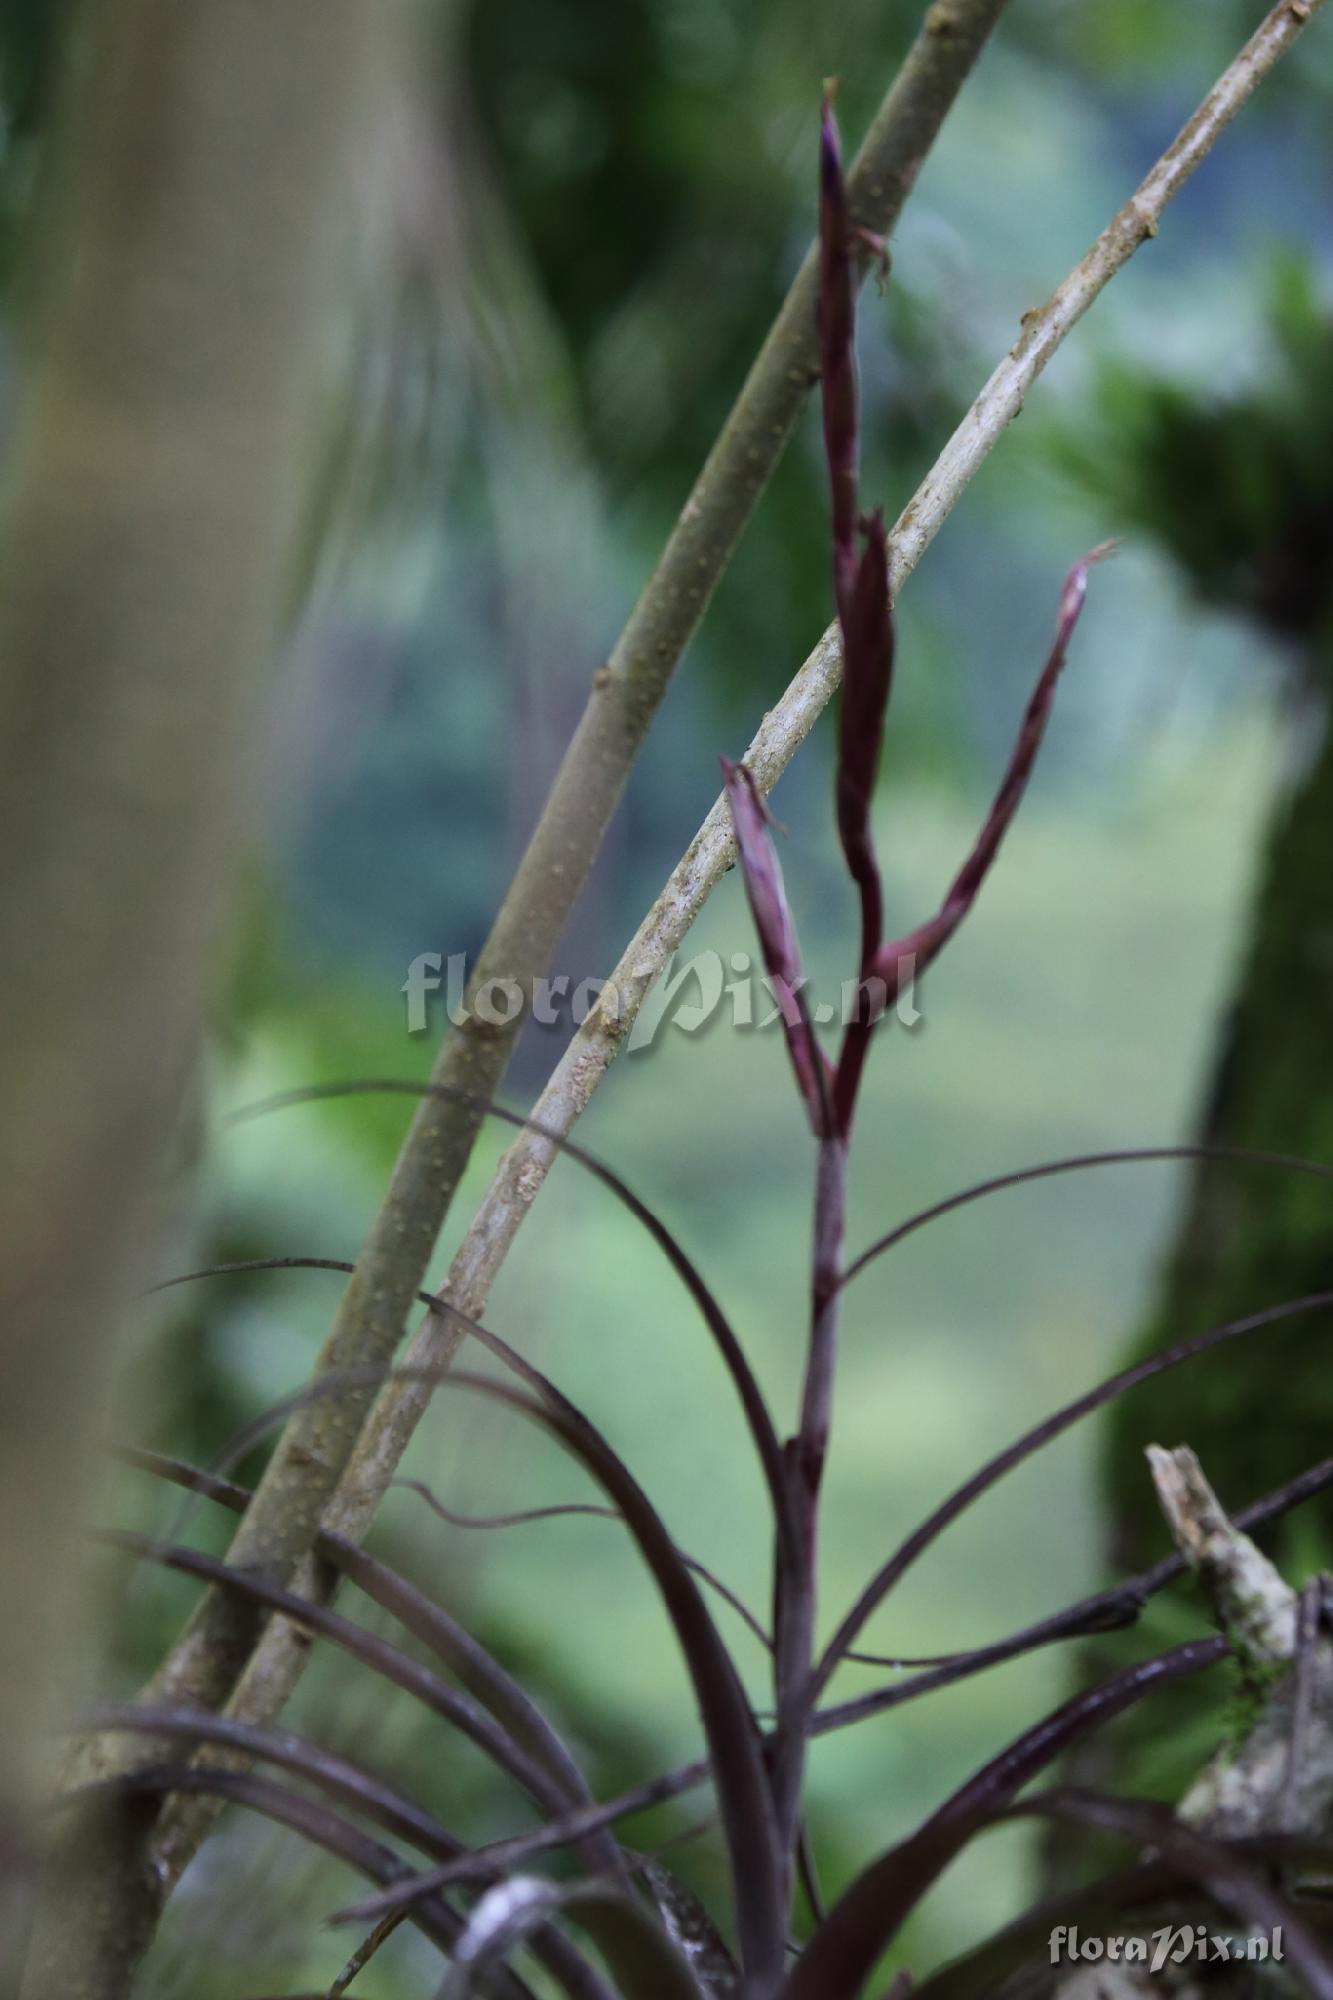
top-left (1049, 1924), bottom-right (1284, 1973)
top-left (400, 949), bottom-right (924, 1047)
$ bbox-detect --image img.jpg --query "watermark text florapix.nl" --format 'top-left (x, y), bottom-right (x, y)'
top-left (401, 949), bottom-right (923, 1046)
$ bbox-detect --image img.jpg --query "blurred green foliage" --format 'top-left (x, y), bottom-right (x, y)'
top-left (1063, 253), bottom-right (1333, 644)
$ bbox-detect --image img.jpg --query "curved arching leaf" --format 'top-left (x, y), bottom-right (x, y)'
top-left (842, 1142), bottom-right (1333, 1290)
top-left (97, 1530), bottom-right (578, 1820)
top-left (229, 1079), bottom-right (794, 1560)
top-left (783, 1639), bottom-right (1224, 2000)
top-left (816, 1287), bottom-right (1333, 1695)
top-left (85, 1700), bottom-right (460, 1862)
top-left (429, 1370), bottom-right (786, 1998)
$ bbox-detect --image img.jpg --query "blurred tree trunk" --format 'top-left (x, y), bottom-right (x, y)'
top-left (1058, 653), bottom-right (1333, 1871)
top-left (1104, 669), bottom-right (1333, 1585)
top-left (1047, 282), bottom-right (1333, 1859)
top-left (0, 0), bottom-right (374, 1987)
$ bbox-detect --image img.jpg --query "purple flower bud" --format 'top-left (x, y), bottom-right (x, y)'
top-left (722, 757), bottom-right (833, 1135)
top-left (836, 509), bottom-right (894, 971)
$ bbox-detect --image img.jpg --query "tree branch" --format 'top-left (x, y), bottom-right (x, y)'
top-left (1043, 1446), bottom-right (1333, 2000)
top-left (1149, 1446), bottom-right (1333, 1844)
top-left (1147, 1445), bottom-right (1298, 1673)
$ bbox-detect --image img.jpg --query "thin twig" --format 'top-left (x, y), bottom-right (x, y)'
top-left (1147, 1444), bottom-right (1297, 1667)
top-left (1150, 1447), bottom-right (1333, 1849)
top-left (328, 1908), bottom-right (407, 1996)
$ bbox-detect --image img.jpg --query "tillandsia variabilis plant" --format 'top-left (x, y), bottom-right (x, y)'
top-left (78, 86), bottom-right (1333, 2000)
top-left (720, 88), bottom-right (1113, 1912)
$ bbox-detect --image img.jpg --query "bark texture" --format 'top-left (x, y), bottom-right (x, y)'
top-left (1106, 703), bottom-right (1333, 1577)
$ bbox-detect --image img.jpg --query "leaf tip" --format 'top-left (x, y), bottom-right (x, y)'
top-left (1058, 539), bottom-right (1117, 632)
top-left (820, 82), bottom-right (843, 181)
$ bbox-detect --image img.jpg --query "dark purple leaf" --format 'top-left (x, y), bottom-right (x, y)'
top-left (97, 1531), bottom-right (577, 1818)
top-left (338, 1447), bottom-right (1333, 1932)
top-left (392, 1476), bottom-right (774, 1654)
top-left (335, 1750), bottom-right (713, 1929)
top-left (910, 1862), bottom-right (1195, 2000)
top-left (124, 1409), bottom-right (772, 1655)
top-left (428, 1370), bottom-right (786, 1996)
top-left (109, 1520), bottom-right (752, 1992)
top-left (808, 1447), bottom-right (1333, 1740)
top-left (136, 1275), bottom-right (781, 1700)
top-left (783, 1639), bottom-right (1224, 2000)
top-left (119, 1438), bottom-right (1333, 1899)
top-left (95, 1766), bottom-right (598, 2000)
top-left (1007, 1792), bottom-right (1333, 2000)
top-left (229, 1080), bottom-right (795, 1564)
top-left (112, 1307), bottom-right (788, 1976)
top-left (814, 1285), bottom-right (1333, 1697)
top-left (199, 1335), bottom-right (781, 1996)
top-left (841, 1139), bottom-right (1333, 1290)
top-left (85, 1700), bottom-right (461, 1863)
top-left (331, 1542), bottom-right (625, 1891)
top-left (910, 1842), bottom-right (1333, 2000)
top-left (80, 1763), bottom-right (466, 1965)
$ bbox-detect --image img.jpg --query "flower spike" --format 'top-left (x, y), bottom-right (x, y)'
top-left (828, 510), bottom-right (895, 1133)
top-left (820, 91), bottom-right (897, 1135)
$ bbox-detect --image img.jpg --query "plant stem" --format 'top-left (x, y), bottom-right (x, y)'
top-left (802, 1137), bottom-right (850, 1526)
top-left (773, 1135), bottom-right (849, 1870)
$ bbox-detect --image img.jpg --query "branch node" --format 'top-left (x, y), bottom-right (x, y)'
top-left (1147, 1444), bottom-right (1296, 1670)
top-left (1146, 1448), bottom-right (1333, 1849)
